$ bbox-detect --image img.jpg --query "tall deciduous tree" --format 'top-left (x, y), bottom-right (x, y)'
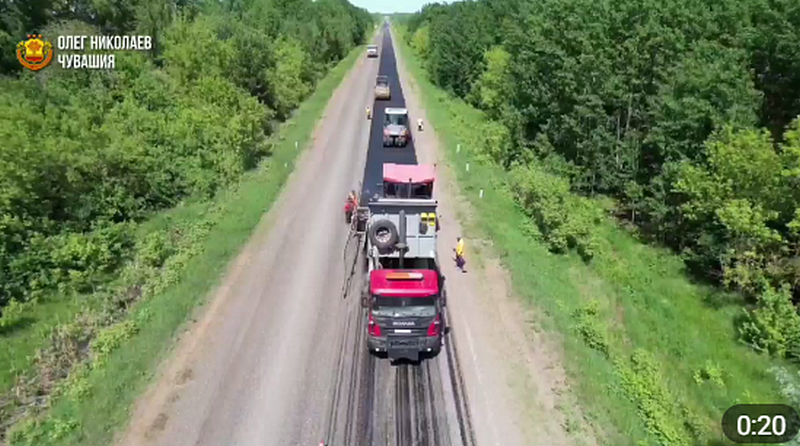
top-left (0, 0), bottom-right (372, 306)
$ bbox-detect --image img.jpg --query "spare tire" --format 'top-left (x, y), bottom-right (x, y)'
top-left (369, 219), bottom-right (399, 251)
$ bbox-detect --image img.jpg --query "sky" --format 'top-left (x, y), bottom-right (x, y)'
top-left (349, 0), bottom-right (451, 14)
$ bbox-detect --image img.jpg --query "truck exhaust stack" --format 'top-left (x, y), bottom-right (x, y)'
top-left (397, 209), bottom-right (407, 267)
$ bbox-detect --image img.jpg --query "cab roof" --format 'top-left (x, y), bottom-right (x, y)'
top-left (369, 269), bottom-right (439, 297)
top-left (385, 107), bottom-right (408, 115)
top-left (383, 163), bottom-right (435, 184)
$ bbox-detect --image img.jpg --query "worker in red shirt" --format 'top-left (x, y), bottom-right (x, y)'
top-left (344, 190), bottom-right (358, 224)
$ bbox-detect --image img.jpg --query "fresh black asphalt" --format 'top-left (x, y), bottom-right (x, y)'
top-left (360, 23), bottom-right (419, 205)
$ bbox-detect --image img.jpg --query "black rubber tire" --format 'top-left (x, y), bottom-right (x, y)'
top-left (369, 219), bottom-right (399, 250)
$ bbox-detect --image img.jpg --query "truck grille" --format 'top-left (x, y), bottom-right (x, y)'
top-left (373, 315), bottom-right (435, 339)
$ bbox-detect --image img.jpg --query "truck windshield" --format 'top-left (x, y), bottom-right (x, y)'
top-left (384, 182), bottom-right (432, 199)
top-left (372, 296), bottom-right (436, 317)
top-left (385, 113), bottom-right (408, 127)
top-left (376, 76), bottom-right (388, 86)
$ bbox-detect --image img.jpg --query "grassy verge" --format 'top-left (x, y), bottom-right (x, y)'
top-left (1, 298), bottom-right (82, 391)
top-left (4, 43), bottom-right (365, 446)
top-left (395, 27), bottom-right (788, 446)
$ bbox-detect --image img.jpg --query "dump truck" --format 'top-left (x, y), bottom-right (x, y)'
top-left (374, 75), bottom-right (391, 100)
top-left (382, 107), bottom-right (410, 147)
top-left (367, 44), bottom-right (378, 58)
top-left (353, 163), bottom-right (445, 362)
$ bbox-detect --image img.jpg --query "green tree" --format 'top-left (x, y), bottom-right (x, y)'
top-left (673, 126), bottom-right (789, 294)
top-left (267, 36), bottom-right (312, 119)
top-left (410, 25), bottom-right (429, 60)
top-left (0, 0), bottom-right (372, 306)
top-left (468, 45), bottom-right (513, 121)
top-left (749, 0), bottom-right (800, 139)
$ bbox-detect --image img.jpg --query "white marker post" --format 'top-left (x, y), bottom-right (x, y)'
top-left (466, 163), bottom-right (470, 172)
top-left (295, 141), bottom-right (298, 149)
top-left (456, 143), bottom-right (461, 153)
top-left (479, 189), bottom-right (484, 198)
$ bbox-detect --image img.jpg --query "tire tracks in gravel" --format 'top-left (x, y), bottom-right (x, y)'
top-left (324, 24), bottom-right (477, 446)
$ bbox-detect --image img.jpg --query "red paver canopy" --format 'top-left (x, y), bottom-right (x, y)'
top-left (369, 269), bottom-right (439, 297)
top-left (383, 164), bottom-right (435, 184)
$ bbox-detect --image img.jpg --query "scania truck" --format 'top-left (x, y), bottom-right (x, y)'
top-left (353, 163), bottom-right (445, 361)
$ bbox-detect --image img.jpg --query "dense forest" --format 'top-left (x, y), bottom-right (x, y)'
top-left (0, 0), bottom-right (371, 311)
top-left (404, 0), bottom-right (800, 360)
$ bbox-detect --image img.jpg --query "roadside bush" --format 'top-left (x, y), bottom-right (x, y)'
top-left (90, 320), bottom-right (139, 367)
top-left (508, 164), bottom-right (599, 260)
top-left (477, 120), bottom-right (512, 165)
top-left (572, 299), bottom-right (610, 356)
top-left (7, 417), bottom-right (79, 446)
top-left (0, 300), bottom-right (30, 331)
top-left (693, 360), bottom-right (725, 387)
top-left (671, 126), bottom-right (796, 296)
top-left (739, 284), bottom-right (800, 359)
top-left (135, 231), bottom-right (174, 268)
top-left (410, 25), bottom-right (430, 60)
top-left (1, 202), bottom-right (224, 439)
top-left (2, 224), bottom-right (134, 303)
top-left (615, 350), bottom-right (695, 445)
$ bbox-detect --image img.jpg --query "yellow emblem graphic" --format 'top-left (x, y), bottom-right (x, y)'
top-left (17, 34), bottom-right (54, 71)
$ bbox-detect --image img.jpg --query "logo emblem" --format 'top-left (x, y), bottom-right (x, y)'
top-left (393, 321), bottom-right (415, 326)
top-left (17, 34), bottom-right (53, 71)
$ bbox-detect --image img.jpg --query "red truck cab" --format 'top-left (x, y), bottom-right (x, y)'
top-left (366, 269), bottom-right (445, 361)
top-left (359, 163), bottom-right (444, 362)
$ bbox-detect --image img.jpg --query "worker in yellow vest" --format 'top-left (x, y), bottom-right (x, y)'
top-left (454, 236), bottom-right (466, 272)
